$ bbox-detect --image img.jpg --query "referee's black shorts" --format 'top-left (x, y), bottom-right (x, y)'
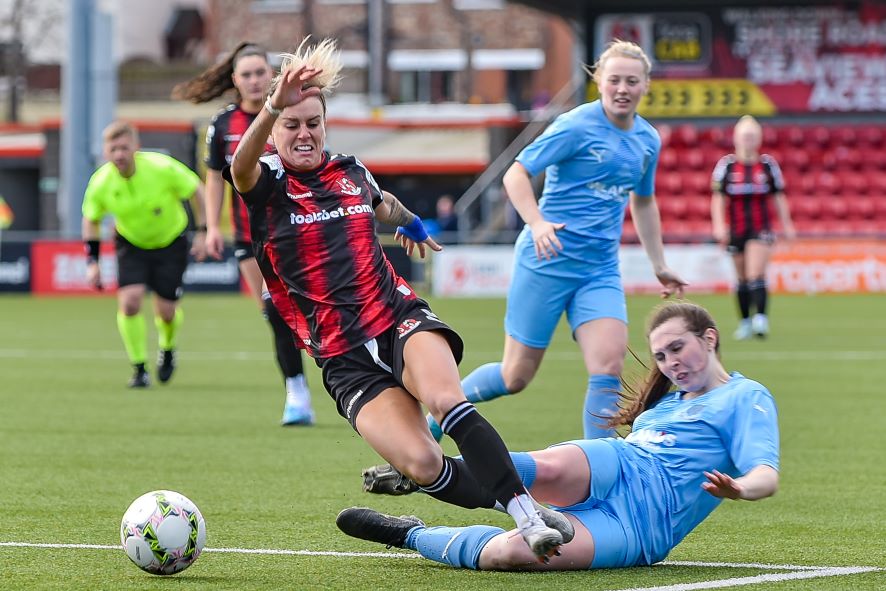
top-left (317, 300), bottom-right (464, 432)
top-left (115, 233), bottom-right (189, 301)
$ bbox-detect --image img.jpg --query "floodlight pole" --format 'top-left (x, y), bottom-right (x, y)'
top-left (59, 0), bottom-right (115, 237)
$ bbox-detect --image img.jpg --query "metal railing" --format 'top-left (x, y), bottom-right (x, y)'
top-left (454, 77), bottom-right (582, 244)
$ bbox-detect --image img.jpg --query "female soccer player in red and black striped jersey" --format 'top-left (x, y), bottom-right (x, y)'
top-left (226, 38), bottom-right (572, 562)
top-left (711, 116), bottom-right (796, 340)
top-left (173, 43), bottom-right (315, 425)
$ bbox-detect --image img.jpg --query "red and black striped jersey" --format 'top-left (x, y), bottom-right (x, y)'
top-left (205, 104), bottom-right (272, 243)
top-left (711, 154), bottom-right (785, 236)
top-left (227, 152), bottom-right (417, 358)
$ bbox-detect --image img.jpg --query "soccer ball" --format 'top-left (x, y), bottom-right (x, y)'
top-left (120, 490), bottom-right (207, 575)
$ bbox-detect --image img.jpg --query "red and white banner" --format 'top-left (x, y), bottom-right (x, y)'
top-left (432, 241), bottom-right (886, 297)
top-left (769, 239), bottom-right (886, 293)
top-left (31, 240), bottom-right (118, 294)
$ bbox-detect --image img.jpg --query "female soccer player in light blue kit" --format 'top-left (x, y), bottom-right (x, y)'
top-left (427, 40), bottom-right (686, 441)
top-left (340, 302), bottom-right (780, 570)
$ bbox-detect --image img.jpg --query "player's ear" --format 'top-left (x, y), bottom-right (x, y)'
top-left (703, 327), bottom-right (718, 351)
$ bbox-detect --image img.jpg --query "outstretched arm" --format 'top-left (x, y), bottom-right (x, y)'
top-left (630, 192), bottom-right (687, 298)
top-left (230, 65), bottom-right (322, 194)
top-left (375, 190), bottom-right (441, 258)
top-left (703, 465), bottom-right (779, 501)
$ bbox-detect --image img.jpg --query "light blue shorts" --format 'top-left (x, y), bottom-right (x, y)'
top-left (550, 439), bottom-right (644, 569)
top-left (504, 259), bottom-right (627, 349)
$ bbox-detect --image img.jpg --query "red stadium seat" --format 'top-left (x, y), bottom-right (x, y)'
top-left (685, 219), bottom-right (712, 239)
top-left (762, 126), bottom-right (779, 149)
top-left (833, 126), bottom-right (857, 147)
top-left (656, 123), bottom-right (673, 148)
top-left (840, 171), bottom-right (869, 195)
top-left (684, 171), bottom-right (710, 194)
top-left (822, 219), bottom-right (854, 236)
top-left (833, 146), bottom-right (862, 171)
top-left (660, 195), bottom-right (690, 219)
top-left (791, 195), bottom-right (822, 220)
top-left (846, 196), bottom-right (875, 220)
top-left (807, 125), bottom-right (831, 148)
top-left (683, 148), bottom-right (706, 171)
top-left (783, 149), bottom-right (811, 172)
top-left (655, 172), bottom-right (683, 196)
top-left (781, 125), bottom-right (805, 148)
top-left (674, 123), bottom-right (699, 148)
top-left (858, 126), bottom-right (884, 148)
top-left (814, 171), bottom-right (840, 196)
top-left (860, 149), bottom-right (886, 172)
top-left (795, 218), bottom-right (827, 237)
top-left (690, 195), bottom-right (712, 221)
top-left (705, 126), bottom-right (733, 150)
top-left (796, 174), bottom-right (818, 197)
top-left (849, 219), bottom-right (881, 236)
top-left (658, 149), bottom-right (678, 171)
top-left (821, 197), bottom-right (849, 219)
top-left (621, 220), bottom-right (639, 244)
top-left (873, 194), bottom-right (886, 218)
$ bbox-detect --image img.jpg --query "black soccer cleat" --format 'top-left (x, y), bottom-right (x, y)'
top-left (128, 367), bottom-right (151, 388)
top-left (362, 463), bottom-right (420, 496)
top-left (156, 349), bottom-right (176, 384)
top-left (335, 507), bottom-right (424, 549)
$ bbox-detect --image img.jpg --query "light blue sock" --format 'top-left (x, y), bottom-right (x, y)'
top-left (583, 374), bottom-right (620, 439)
top-left (428, 363), bottom-right (509, 440)
top-left (461, 362), bottom-right (509, 402)
top-left (509, 451), bottom-right (537, 489)
top-left (405, 524), bottom-right (504, 569)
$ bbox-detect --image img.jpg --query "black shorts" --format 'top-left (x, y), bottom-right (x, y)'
top-left (233, 240), bottom-right (254, 262)
top-left (317, 302), bottom-right (464, 431)
top-left (727, 230), bottom-right (775, 254)
top-left (115, 233), bottom-right (189, 301)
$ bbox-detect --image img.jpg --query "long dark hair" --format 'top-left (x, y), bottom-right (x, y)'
top-left (609, 302), bottom-right (720, 428)
top-left (171, 42), bottom-right (270, 104)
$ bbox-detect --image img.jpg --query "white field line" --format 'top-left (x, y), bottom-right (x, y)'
top-left (0, 541), bottom-right (417, 559)
top-left (2, 542), bottom-right (881, 589)
top-left (1, 348), bottom-right (885, 363)
top-left (609, 566), bottom-right (881, 591)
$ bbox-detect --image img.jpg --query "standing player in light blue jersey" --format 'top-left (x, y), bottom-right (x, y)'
top-left (425, 40), bottom-right (686, 442)
top-left (341, 302), bottom-right (780, 570)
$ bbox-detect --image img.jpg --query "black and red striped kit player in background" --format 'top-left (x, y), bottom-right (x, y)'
top-left (711, 116), bottom-right (796, 341)
top-left (226, 38), bottom-right (573, 561)
top-left (173, 43), bottom-right (315, 425)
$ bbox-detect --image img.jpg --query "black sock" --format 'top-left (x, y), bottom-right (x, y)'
top-left (420, 456), bottom-right (497, 509)
top-left (263, 295), bottom-right (304, 377)
top-left (441, 402), bottom-right (524, 507)
top-left (737, 281), bottom-right (751, 319)
top-left (749, 278), bottom-right (768, 316)
top-left (134, 362), bottom-right (146, 374)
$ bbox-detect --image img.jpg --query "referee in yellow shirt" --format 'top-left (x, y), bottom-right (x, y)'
top-left (82, 121), bottom-right (207, 388)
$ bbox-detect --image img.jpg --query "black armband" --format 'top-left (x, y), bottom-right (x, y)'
top-left (85, 240), bottom-right (100, 263)
top-left (195, 225), bottom-right (207, 232)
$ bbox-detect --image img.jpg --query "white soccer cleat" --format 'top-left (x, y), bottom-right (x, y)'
top-left (752, 314), bottom-right (769, 338)
top-left (520, 516), bottom-right (563, 562)
top-left (733, 319), bottom-right (753, 341)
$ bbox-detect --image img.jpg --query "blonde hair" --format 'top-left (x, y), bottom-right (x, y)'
top-left (734, 114), bottom-right (762, 135)
top-left (271, 37), bottom-right (343, 114)
top-left (583, 39), bottom-right (652, 85)
top-left (102, 120), bottom-right (138, 144)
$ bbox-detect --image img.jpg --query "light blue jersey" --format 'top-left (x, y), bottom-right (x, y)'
top-left (616, 372), bottom-right (779, 561)
top-left (515, 99), bottom-right (660, 271)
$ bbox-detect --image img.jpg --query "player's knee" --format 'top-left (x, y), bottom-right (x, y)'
top-left (395, 449), bottom-right (443, 486)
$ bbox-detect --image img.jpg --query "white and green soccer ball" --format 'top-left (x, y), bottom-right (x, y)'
top-left (120, 490), bottom-right (206, 575)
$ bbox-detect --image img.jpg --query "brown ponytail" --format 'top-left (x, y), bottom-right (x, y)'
top-left (171, 42), bottom-right (270, 104)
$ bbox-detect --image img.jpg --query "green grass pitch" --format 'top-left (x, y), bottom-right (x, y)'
top-left (1, 292), bottom-right (884, 590)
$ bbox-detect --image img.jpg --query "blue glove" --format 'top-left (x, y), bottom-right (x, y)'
top-left (397, 216), bottom-right (429, 242)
